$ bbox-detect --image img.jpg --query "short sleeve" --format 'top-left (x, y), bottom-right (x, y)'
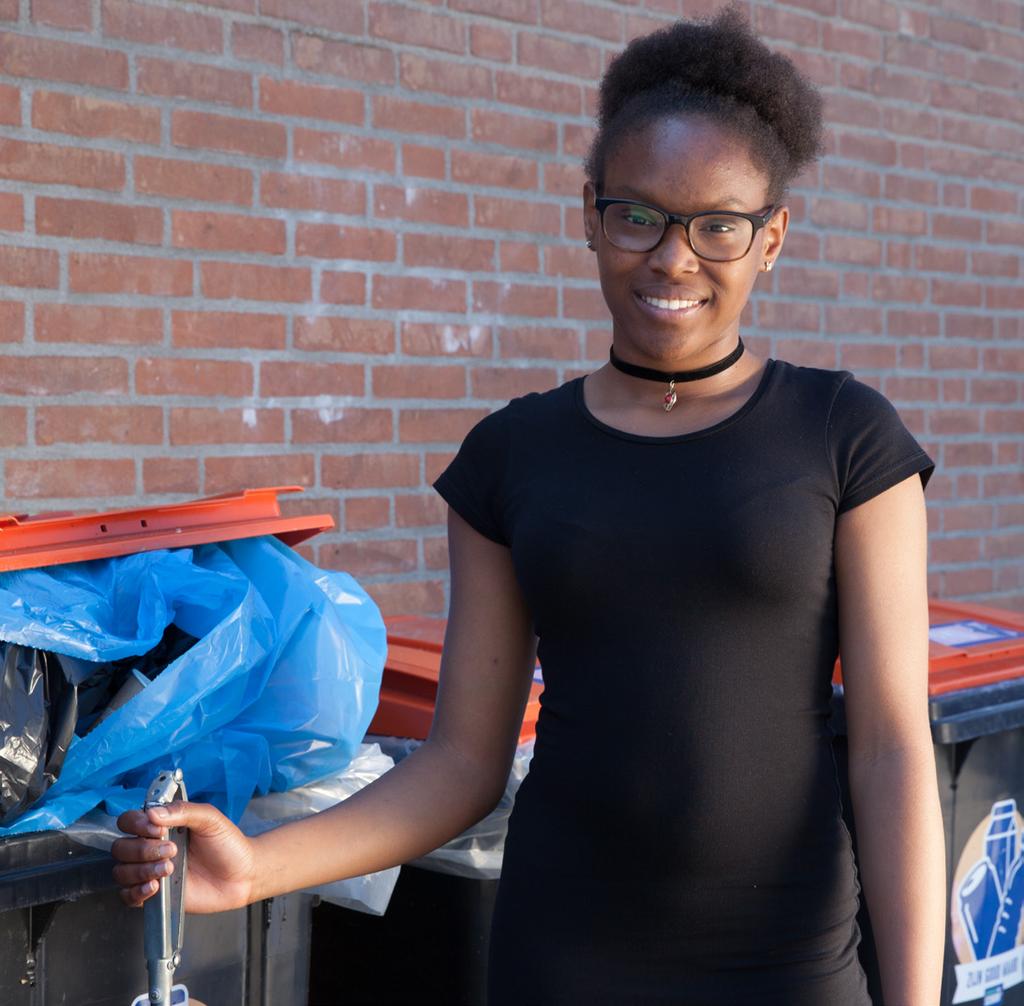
top-left (827, 375), bottom-right (935, 514)
top-left (433, 407), bottom-right (511, 545)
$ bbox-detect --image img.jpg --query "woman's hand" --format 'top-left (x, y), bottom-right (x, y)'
top-left (112, 802), bottom-right (257, 914)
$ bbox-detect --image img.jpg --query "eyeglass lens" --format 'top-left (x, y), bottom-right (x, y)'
top-left (602, 203), bottom-right (756, 260)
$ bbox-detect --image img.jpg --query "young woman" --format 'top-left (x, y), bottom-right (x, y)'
top-left (113, 9), bottom-right (946, 1003)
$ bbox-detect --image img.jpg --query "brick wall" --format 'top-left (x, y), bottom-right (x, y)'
top-left (0, 0), bottom-right (1021, 614)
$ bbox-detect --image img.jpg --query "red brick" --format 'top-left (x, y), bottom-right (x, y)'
top-left (518, 31), bottom-right (601, 78)
top-left (369, 2), bottom-right (464, 53)
top-left (192, 0), bottom-right (255, 10)
top-left (471, 108), bottom-right (557, 151)
top-left (37, 196), bottom-right (162, 245)
top-left (987, 285), bottom-right (1024, 310)
top-left (824, 235), bottom-right (882, 266)
top-left (499, 325), bottom-right (577, 359)
top-left (323, 453), bottom-right (420, 489)
top-left (984, 533), bottom-right (1024, 561)
top-left (0, 246), bottom-right (58, 288)
top-left (933, 213), bottom-right (984, 242)
top-left (6, 459), bottom-right (135, 499)
top-left (143, 457), bottom-right (199, 495)
top-left (451, 0), bottom-right (537, 23)
top-left (293, 408), bottom-right (393, 444)
top-left (374, 365), bottom-right (466, 399)
top-left (0, 356), bottom-right (127, 395)
top-left (292, 35), bottom-right (395, 85)
top-left (452, 149), bottom-right (537, 190)
top-left (475, 196), bottom-right (561, 235)
top-left (775, 266), bottom-right (839, 300)
top-left (0, 0), bottom-right (16, 17)
top-left (400, 53), bottom-right (493, 100)
top-left (260, 0), bottom-right (362, 32)
top-left (260, 361), bottom-right (363, 398)
top-left (294, 316), bottom-right (395, 354)
top-left (944, 442), bottom-right (992, 467)
top-left (972, 251), bottom-right (1020, 278)
top-left (321, 272), bottom-right (366, 305)
top-left (296, 223), bottom-right (397, 262)
top-left (232, 23), bottom-right (283, 66)
top-left (822, 163), bottom-right (881, 199)
top-left (836, 132), bottom-right (898, 166)
top-left (137, 358), bottom-right (252, 397)
top-left (543, 162), bottom-right (585, 198)
top-left (400, 408), bottom-right (488, 443)
top-left (872, 275), bottom-right (928, 303)
top-left (824, 305), bottom-right (883, 335)
top-left (756, 5), bottom-right (820, 46)
top-left (294, 128), bottom-right (395, 173)
top-left (757, 301), bottom-right (821, 332)
top-left (424, 451), bottom-right (455, 484)
top-left (32, 0), bottom-right (92, 29)
top-left (172, 311), bottom-right (286, 350)
top-left (822, 21), bottom-right (882, 59)
top-left (501, 240), bottom-right (540, 273)
top-left (931, 538), bottom-right (982, 565)
top-left (403, 142), bottom-right (445, 180)
top-left (985, 473), bottom-right (1024, 498)
top-left (471, 366), bottom-right (557, 399)
top-left (0, 192), bottom-right (21, 230)
top-left (932, 279), bottom-right (983, 307)
top-left (988, 220), bottom-right (1024, 247)
top-left (136, 156), bottom-right (252, 205)
top-left (840, 343), bottom-right (897, 371)
top-left (496, 70), bottom-right (581, 115)
top-left (401, 322), bottom-right (491, 357)
top-left (201, 262), bottom-right (310, 302)
top-left (373, 95), bottom-right (465, 138)
top-left (0, 83), bottom-right (17, 126)
top-left (36, 405), bottom-right (162, 445)
top-left (0, 406), bottom-right (26, 446)
top-left (172, 210), bottom-right (285, 254)
top-left (984, 348), bottom-right (1024, 372)
top-left (929, 409), bottom-right (983, 435)
top-left (260, 78), bottom-right (363, 124)
top-left (36, 304), bottom-right (161, 345)
top-left (0, 300), bottom-right (24, 342)
top-left (345, 497), bottom-right (391, 532)
top-left (540, 0), bottom-right (622, 40)
top-left (374, 185), bottom-right (468, 227)
top-left (373, 276), bottom-right (466, 313)
top-left (883, 376), bottom-right (940, 402)
top-left (882, 106), bottom-right (940, 141)
top-left (323, 539), bottom-right (418, 576)
top-left (279, 496), bottom-right (341, 528)
top-left (883, 174), bottom-right (938, 205)
top-left (260, 173), bottom-right (363, 214)
top-left (773, 339), bottom-right (836, 368)
top-left (470, 24), bottom-right (513, 61)
top-left (32, 92), bottom-right (158, 146)
top-left (0, 32), bottom-right (127, 89)
top-left (395, 493), bottom-right (446, 528)
top-left (840, 0), bottom-right (898, 28)
top-left (363, 580), bottom-right (446, 617)
top-left (424, 536), bottom-right (448, 570)
top-left (404, 233), bottom-right (494, 272)
top-left (970, 186), bottom-right (1018, 214)
top-left (70, 253), bottom-right (191, 296)
top-left (970, 380), bottom-right (1018, 404)
top-left (945, 505), bottom-right (995, 533)
top-left (170, 407), bottom-right (283, 445)
top-left (205, 454), bottom-right (315, 495)
top-left (0, 138), bottom-right (124, 191)
top-left (173, 110), bottom-right (285, 159)
top-left (138, 58), bottom-right (251, 108)
top-left (872, 206), bottom-right (928, 236)
top-left (887, 310), bottom-right (940, 338)
top-left (929, 345), bottom-right (979, 371)
top-left (102, 0), bottom-right (222, 53)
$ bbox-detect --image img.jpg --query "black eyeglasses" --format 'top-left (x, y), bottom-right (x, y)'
top-left (595, 197), bottom-right (777, 262)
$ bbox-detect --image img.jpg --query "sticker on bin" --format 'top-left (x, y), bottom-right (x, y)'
top-left (930, 621), bottom-right (1024, 649)
top-left (130, 985), bottom-right (189, 1006)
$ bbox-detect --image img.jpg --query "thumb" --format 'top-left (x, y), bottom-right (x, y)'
top-left (146, 800), bottom-right (233, 836)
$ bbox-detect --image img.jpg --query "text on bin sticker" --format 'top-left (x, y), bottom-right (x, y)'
top-left (930, 621), bottom-right (1024, 648)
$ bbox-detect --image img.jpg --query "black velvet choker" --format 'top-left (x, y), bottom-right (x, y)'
top-left (609, 339), bottom-right (745, 412)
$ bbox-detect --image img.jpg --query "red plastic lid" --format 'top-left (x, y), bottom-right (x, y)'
top-left (0, 486), bottom-right (334, 572)
top-left (833, 599), bottom-right (1024, 696)
top-left (370, 615), bottom-right (542, 743)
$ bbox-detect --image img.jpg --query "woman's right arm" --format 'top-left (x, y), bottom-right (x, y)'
top-left (113, 508), bottom-right (538, 911)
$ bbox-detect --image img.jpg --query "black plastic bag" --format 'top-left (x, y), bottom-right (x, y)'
top-left (0, 643), bottom-right (77, 825)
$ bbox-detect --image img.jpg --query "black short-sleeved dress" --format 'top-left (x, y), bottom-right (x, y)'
top-left (433, 359), bottom-right (934, 1006)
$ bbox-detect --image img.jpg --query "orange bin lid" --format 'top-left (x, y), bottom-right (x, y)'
top-left (0, 486), bottom-right (334, 572)
top-left (370, 615), bottom-right (543, 744)
top-left (833, 599), bottom-right (1024, 696)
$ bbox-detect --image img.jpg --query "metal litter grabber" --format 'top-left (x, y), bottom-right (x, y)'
top-left (131, 769), bottom-right (190, 1006)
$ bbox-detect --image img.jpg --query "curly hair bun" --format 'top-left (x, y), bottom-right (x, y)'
top-left (587, 4), bottom-right (824, 202)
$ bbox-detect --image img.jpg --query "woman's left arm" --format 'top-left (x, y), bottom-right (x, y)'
top-left (835, 472), bottom-right (946, 1006)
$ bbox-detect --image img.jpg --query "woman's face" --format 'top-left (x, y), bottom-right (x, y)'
top-left (584, 115), bottom-right (789, 368)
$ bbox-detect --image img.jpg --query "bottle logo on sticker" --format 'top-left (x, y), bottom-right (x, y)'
top-left (951, 800), bottom-right (1024, 1004)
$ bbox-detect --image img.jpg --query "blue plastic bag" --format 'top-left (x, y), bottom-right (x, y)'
top-left (0, 535), bottom-right (386, 835)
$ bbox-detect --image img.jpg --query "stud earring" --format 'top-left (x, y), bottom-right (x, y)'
top-left (586, 239), bottom-right (594, 250)
top-left (764, 260), bottom-right (774, 271)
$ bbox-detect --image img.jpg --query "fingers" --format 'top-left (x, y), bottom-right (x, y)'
top-left (112, 855), bottom-right (175, 891)
top-left (119, 878), bottom-right (159, 908)
top-left (111, 836), bottom-right (177, 864)
top-left (139, 800), bottom-right (231, 836)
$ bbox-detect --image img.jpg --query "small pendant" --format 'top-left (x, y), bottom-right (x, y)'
top-left (663, 379), bottom-right (677, 412)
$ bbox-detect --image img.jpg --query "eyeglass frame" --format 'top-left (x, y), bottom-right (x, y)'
top-left (593, 196), bottom-right (778, 262)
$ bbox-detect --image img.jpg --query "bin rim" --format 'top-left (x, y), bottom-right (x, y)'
top-left (0, 486), bottom-right (334, 572)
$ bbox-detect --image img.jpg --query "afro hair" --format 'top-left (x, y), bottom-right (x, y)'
top-left (586, 4), bottom-right (825, 203)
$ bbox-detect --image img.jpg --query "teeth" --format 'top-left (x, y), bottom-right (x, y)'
top-left (640, 295), bottom-right (704, 311)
